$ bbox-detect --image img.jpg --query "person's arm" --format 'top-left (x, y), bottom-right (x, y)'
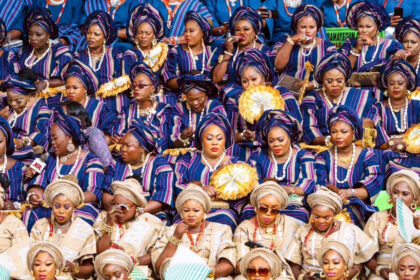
top-left (66, 259), bottom-right (94, 279)
top-left (274, 33), bottom-right (305, 70)
top-left (118, 28), bottom-right (127, 39)
top-left (212, 40), bottom-right (235, 83)
top-left (214, 258), bottom-right (234, 278)
top-left (144, 201), bottom-right (163, 214)
top-left (7, 30), bottom-right (22, 41)
top-left (289, 262), bottom-right (302, 280)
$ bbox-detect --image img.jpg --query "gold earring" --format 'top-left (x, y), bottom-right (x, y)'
top-left (320, 271), bottom-right (325, 278)
top-left (67, 139), bottom-right (75, 152)
top-left (56, 269), bottom-right (60, 275)
top-left (411, 203), bottom-right (417, 210)
top-left (309, 215), bottom-right (314, 224)
top-left (344, 270), bottom-right (349, 278)
top-left (152, 38), bottom-right (157, 46)
top-left (203, 214), bottom-right (207, 221)
top-left (387, 198), bottom-right (393, 205)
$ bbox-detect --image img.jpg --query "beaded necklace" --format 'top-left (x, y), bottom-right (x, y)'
top-left (106, 0), bottom-right (126, 19)
top-left (252, 217), bottom-right (279, 251)
top-left (46, 0), bottom-right (67, 24)
top-left (381, 211), bottom-right (397, 245)
top-left (388, 97), bottom-right (408, 133)
top-left (225, 0), bottom-right (243, 17)
top-left (333, 0), bottom-right (350, 27)
top-left (55, 146), bottom-right (82, 179)
top-left (303, 223), bottom-right (337, 257)
top-left (186, 221), bottom-right (205, 252)
top-left (383, 0), bottom-right (403, 8)
top-left (163, 0), bottom-right (186, 29)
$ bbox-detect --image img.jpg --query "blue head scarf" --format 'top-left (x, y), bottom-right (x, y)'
top-left (328, 105), bottom-right (363, 141)
top-left (395, 18), bottom-right (420, 43)
top-left (256, 110), bottom-right (302, 146)
top-left (24, 8), bottom-right (58, 39)
top-left (0, 19), bottom-right (6, 45)
top-left (0, 117), bottom-right (14, 155)
top-left (229, 7), bottom-right (263, 36)
top-left (234, 48), bottom-right (274, 84)
top-left (379, 59), bottom-right (418, 91)
top-left (346, 2), bottom-right (390, 31)
top-left (127, 4), bottom-right (164, 42)
top-left (1, 75), bottom-right (37, 96)
top-left (52, 106), bottom-right (86, 146)
top-left (129, 62), bottom-right (159, 93)
top-left (314, 53), bottom-right (352, 84)
top-left (291, 5), bottom-right (324, 33)
top-left (127, 120), bottom-right (157, 153)
top-left (83, 11), bottom-right (117, 44)
top-left (184, 11), bottom-right (212, 44)
top-left (64, 59), bottom-right (99, 96)
top-left (179, 74), bottom-right (217, 97)
top-left (195, 113), bottom-right (234, 150)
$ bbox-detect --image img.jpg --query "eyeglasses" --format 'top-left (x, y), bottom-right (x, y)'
top-left (131, 83), bottom-right (151, 90)
top-left (258, 206), bottom-right (281, 215)
top-left (246, 268), bottom-right (271, 276)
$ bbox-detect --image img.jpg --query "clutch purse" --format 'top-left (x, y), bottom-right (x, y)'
top-left (277, 74), bottom-right (302, 95)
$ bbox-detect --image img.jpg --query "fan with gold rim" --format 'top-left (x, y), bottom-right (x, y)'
top-left (96, 75), bottom-right (131, 98)
top-left (404, 123), bottom-right (420, 154)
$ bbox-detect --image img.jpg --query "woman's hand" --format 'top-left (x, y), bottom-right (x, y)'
top-left (390, 15), bottom-right (402, 27)
top-left (106, 206), bottom-right (122, 227)
top-left (110, 135), bottom-right (122, 145)
top-left (14, 138), bottom-right (23, 151)
top-left (35, 80), bottom-right (48, 94)
top-left (202, 185), bottom-right (217, 199)
top-left (338, 189), bottom-right (351, 201)
top-left (356, 35), bottom-right (375, 51)
top-left (380, 267), bottom-right (391, 280)
top-left (390, 138), bottom-right (406, 152)
top-left (27, 188), bottom-right (44, 208)
top-left (392, 49), bottom-right (411, 60)
top-left (173, 223), bottom-right (188, 239)
top-left (243, 129), bottom-right (255, 141)
top-left (0, 106), bottom-right (9, 119)
top-left (302, 271), bottom-right (314, 280)
top-left (25, 167), bottom-right (37, 179)
top-left (290, 33), bottom-right (309, 44)
top-left (181, 127), bottom-right (195, 140)
top-left (224, 37), bottom-right (235, 53)
top-left (3, 200), bottom-right (15, 210)
top-left (64, 261), bottom-right (75, 274)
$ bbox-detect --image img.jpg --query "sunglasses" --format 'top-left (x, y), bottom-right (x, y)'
top-left (246, 268), bottom-right (271, 276)
top-left (258, 206), bottom-right (281, 215)
top-left (114, 203), bottom-right (133, 212)
top-left (131, 83), bottom-right (151, 90)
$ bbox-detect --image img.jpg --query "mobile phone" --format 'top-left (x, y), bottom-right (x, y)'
top-left (257, 9), bottom-right (279, 19)
top-left (394, 7), bottom-right (403, 18)
top-left (245, 241), bottom-right (264, 249)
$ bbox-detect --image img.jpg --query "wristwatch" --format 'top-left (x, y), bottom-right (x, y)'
top-left (169, 235), bottom-right (182, 246)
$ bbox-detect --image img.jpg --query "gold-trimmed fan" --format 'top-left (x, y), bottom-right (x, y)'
top-left (39, 86), bottom-right (66, 99)
top-left (404, 123), bottom-right (420, 154)
top-left (145, 42), bottom-right (169, 72)
top-left (210, 163), bottom-right (258, 200)
top-left (299, 142), bottom-right (330, 153)
top-left (96, 75), bottom-right (131, 98)
top-left (409, 90), bottom-right (420, 101)
top-left (238, 85), bottom-right (285, 124)
top-left (163, 148), bottom-right (197, 157)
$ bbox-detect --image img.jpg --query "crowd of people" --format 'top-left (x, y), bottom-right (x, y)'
top-left (0, 0), bottom-right (419, 279)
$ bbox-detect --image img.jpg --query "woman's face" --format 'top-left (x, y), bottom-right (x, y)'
top-left (247, 257), bottom-right (272, 280)
top-left (103, 264), bottom-right (130, 280)
top-left (403, 31), bottom-right (420, 58)
top-left (66, 76), bottom-right (87, 103)
top-left (50, 123), bottom-right (73, 156)
top-left (28, 24), bottom-right (50, 51)
top-left (120, 133), bottom-right (145, 165)
top-left (321, 250), bottom-right (347, 280)
top-left (323, 69), bottom-right (346, 99)
top-left (86, 24), bottom-right (106, 49)
top-left (357, 16), bottom-right (378, 40)
top-left (296, 16), bottom-right (318, 40)
top-left (311, 205), bottom-right (335, 233)
top-left (184, 20), bottom-right (204, 47)
top-left (234, 20), bottom-right (256, 46)
top-left (257, 194), bottom-right (281, 227)
top-left (131, 73), bottom-right (155, 102)
top-left (398, 255), bottom-right (420, 280)
top-left (32, 252), bottom-right (57, 280)
top-left (52, 194), bottom-right (75, 225)
top-left (330, 121), bottom-right (354, 149)
top-left (387, 72), bottom-right (408, 100)
top-left (136, 22), bottom-right (156, 50)
top-left (186, 89), bottom-right (207, 113)
top-left (267, 126), bottom-right (291, 158)
top-left (201, 124), bottom-right (226, 159)
top-left (391, 181), bottom-right (415, 208)
top-left (241, 66), bottom-right (265, 90)
top-left (7, 90), bottom-right (29, 114)
top-left (181, 199), bottom-right (205, 228)
top-left (0, 130), bottom-right (7, 157)
top-left (112, 194), bottom-right (136, 224)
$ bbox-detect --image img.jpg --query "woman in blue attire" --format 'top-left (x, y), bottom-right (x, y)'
top-left (17, 8), bottom-right (72, 93)
top-left (274, 4), bottom-right (337, 91)
top-left (340, 1), bottom-right (402, 71)
top-left (104, 120), bottom-right (175, 223)
top-left (247, 109), bottom-right (316, 223)
top-left (376, 0), bottom-right (418, 26)
top-left (301, 52), bottom-right (380, 146)
top-left (0, 19), bottom-right (19, 81)
top-left (321, 0), bottom-right (362, 28)
top-left (24, 107), bottom-right (104, 231)
top-left (212, 7), bottom-right (271, 85)
top-left (315, 105), bottom-right (383, 227)
top-left (0, 0), bottom-right (28, 41)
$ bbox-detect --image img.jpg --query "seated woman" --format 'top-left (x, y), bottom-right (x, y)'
top-left (26, 242), bottom-right (65, 280)
top-left (212, 7), bottom-right (271, 84)
top-left (315, 105), bottom-right (383, 226)
top-left (104, 121), bottom-right (175, 221)
top-left (173, 75), bottom-right (226, 149)
top-left (234, 181), bottom-right (299, 278)
top-left (30, 177), bottom-right (96, 278)
top-left (152, 186), bottom-right (235, 279)
top-left (274, 4), bottom-right (336, 91)
top-left (340, 2), bottom-right (402, 71)
top-left (94, 249), bottom-right (135, 280)
top-left (18, 8), bottom-right (72, 92)
top-left (163, 11), bottom-right (216, 92)
top-left (301, 52), bottom-right (379, 146)
top-left (118, 62), bottom-right (177, 151)
top-left (318, 240), bottom-right (354, 280)
top-left (0, 117), bottom-right (27, 205)
top-left (25, 107), bottom-right (104, 230)
top-left (364, 170), bottom-right (420, 280)
top-left (391, 243), bottom-right (420, 280)
top-left (174, 113), bottom-right (241, 230)
top-left (0, 71), bottom-right (51, 161)
top-left (239, 248), bottom-right (293, 280)
top-left (94, 178), bottom-right (163, 277)
top-left (0, 19), bottom-right (19, 81)
top-left (285, 187), bottom-right (378, 280)
top-left (375, 60), bottom-right (420, 159)
top-left (224, 48), bottom-right (302, 161)
top-left (394, 18), bottom-right (420, 89)
top-left (248, 110), bottom-right (315, 222)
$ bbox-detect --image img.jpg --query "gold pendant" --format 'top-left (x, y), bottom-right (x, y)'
top-left (339, 157), bottom-right (351, 164)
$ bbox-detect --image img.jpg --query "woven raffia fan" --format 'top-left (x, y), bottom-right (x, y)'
top-left (96, 75), bottom-right (131, 98)
top-left (404, 123), bottom-right (420, 154)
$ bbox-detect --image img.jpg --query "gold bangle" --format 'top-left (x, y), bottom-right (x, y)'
top-left (101, 222), bottom-right (114, 235)
top-left (72, 264), bottom-right (80, 275)
top-left (168, 235), bottom-right (182, 246)
top-left (375, 266), bottom-right (382, 276)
